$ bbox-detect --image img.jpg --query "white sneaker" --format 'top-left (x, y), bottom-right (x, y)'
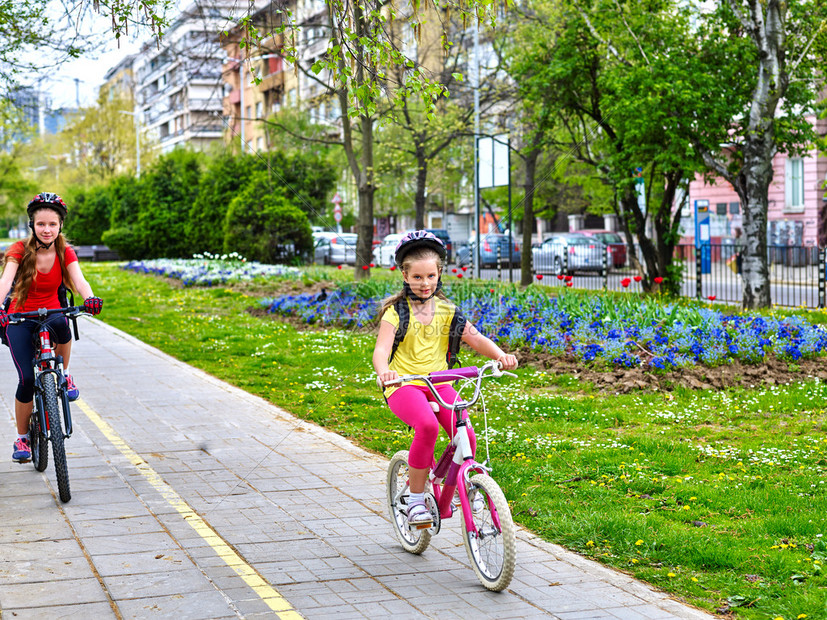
top-left (454, 488), bottom-right (485, 512)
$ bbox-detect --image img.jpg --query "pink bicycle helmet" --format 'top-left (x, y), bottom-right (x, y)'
top-left (394, 230), bottom-right (446, 267)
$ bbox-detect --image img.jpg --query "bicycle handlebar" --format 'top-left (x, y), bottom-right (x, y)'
top-left (383, 360), bottom-right (516, 411)
top-left (8, 306), bottom-right (89, 324)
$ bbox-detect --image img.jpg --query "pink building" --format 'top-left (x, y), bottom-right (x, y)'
top-left (686, 115), bottom-right (827, 247)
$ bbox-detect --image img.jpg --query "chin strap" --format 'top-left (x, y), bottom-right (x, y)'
top-left (403, 279), bottom-right (443, 303)
top-left (34, 238), bottom-right (56, 251)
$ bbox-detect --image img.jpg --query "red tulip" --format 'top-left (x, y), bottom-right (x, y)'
top-left (457, 273), bottom-right (463, 279)
top-left (362, 265), bottom-right (369, 270)
top-left (536, 274), bottom-right (543, 280)
top-left (461, 266), bottom-right (468, 272)
top-left (708, 295), bottom-right (716, 301)
top-left (390, 265), bottom-right (396, 271)
top-left (566, 281), bottom-right (573, 287)
top-left (452, 268), bottom-right (458, 273)
top-left (564, 275), bottom-right (573, 282)
top-left (633, 275), bottom-right (642, 282)
top-left (621, 278), bottom-right (631, 288)
top-left (653, 276), bottom-right (664, 284)
top-left (557, 274), bottom-right (565, 280)
top-left (337, 265), bottom-right (342, 270)
top-left (490, 288), bottom-right (495, 293)
top-left (370, 263), bottom-right (375, 268)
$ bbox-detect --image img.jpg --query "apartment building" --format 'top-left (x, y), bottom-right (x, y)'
top-left (132, 0), bottom-right (235, 152)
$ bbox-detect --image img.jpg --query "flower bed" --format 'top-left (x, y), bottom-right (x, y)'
top-left (263, 282), bottom-right (827, 369)
top-left (123, 253), bottom-right (301, 287)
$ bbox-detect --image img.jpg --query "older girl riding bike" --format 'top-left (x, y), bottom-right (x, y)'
top-left (0, 193), bottom-right (103, 462)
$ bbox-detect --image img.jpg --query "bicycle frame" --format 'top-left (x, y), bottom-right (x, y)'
top-left (387, 361), bottom-right (513, 533)
top-left (10, 306), bottom-right (85, 439)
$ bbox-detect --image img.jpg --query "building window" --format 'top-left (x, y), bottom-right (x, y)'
top-left (785, 157), bottom-right (804, 212)
top-left (255, 101), bottom-right (263, 118)
top-left (288, 88), bottom-right (297, 106)
top-left (245, 105), bottom-right (252, 119)
top-left (256, 136), bottom-right (264, 151)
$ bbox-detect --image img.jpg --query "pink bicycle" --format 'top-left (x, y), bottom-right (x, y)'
top-left (385, 360), bottom-right (517, 591)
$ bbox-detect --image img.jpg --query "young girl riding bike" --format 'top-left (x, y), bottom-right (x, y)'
top-left (0, 193), bottom-right (103, 462)
top-left (372, 230), bottom-right (517, 528)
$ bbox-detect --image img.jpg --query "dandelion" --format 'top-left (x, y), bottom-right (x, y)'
top-left (635, 539), bottom-right (644, 546)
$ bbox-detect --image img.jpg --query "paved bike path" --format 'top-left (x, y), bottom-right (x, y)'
top-left (0, 319), bottom-right (714, 619)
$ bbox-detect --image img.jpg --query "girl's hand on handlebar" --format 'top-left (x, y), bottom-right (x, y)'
top-left (496, 353), bottom-right (518, 371)
top-left (376, 370), bottom-right (399, 388)
top-left (83, 296), bottom-right (103, 315)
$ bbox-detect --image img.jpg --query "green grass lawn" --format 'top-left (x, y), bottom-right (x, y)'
top-left (83, 262), bottom-right (827, 620)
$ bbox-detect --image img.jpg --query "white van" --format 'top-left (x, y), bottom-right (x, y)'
top-left (372, 233), bottom-right (405, 268)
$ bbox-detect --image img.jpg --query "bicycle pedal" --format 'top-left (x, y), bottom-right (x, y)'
top-left (410, 521), bottom-right (433, 531)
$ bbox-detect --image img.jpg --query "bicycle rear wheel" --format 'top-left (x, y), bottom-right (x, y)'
top-left (386, 450), bottom-right (431, 554)
top-left (460, 474), bottom-right (516, 591)
top-left (28, 407), bottom-right (48, 472)
top-left (42, 374), bottom-right (70, 503)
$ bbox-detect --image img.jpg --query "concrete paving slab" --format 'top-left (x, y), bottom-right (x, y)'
top-left (0, 318), bottom-right (715, 620)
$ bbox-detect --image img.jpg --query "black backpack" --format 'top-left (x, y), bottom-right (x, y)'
top-left (388, 298), bottom-right (467, 369)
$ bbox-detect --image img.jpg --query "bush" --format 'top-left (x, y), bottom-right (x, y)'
top-left (101, 226), bottom-right (145, 260)
top-left (63, 185), bottom-right (112, 245)
top-left (134, 150), bottom-right (203, 258)
top-left (224, 172), bottom-right (313, 264)
top-left (187, 152), bottom-right (259, 254)
top-left (107, 175), bottom-right (144, 228)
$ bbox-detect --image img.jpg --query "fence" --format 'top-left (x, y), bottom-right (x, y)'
top-left (482, 243), bottom-right (826, 309)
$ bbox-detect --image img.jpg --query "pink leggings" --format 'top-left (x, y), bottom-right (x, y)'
top-left (387, 383), bottom-right (477, 469)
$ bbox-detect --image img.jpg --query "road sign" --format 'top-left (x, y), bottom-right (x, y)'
top-left (331, 192), bottom-right (343, 205)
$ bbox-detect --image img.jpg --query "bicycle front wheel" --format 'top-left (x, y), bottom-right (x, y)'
top-left (28, 407), bottom-right (48, 472)
top-left (460, 474), bottom-right (516, 591)
top-left (42, 374), bottom-right (71, 503)
top-left (386, 450), bottom-right (431, 554)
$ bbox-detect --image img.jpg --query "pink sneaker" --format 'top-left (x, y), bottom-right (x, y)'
top-left (66, 374), bottom-right (79, 401)
top-left (13, 437), bottom-right (31, 462)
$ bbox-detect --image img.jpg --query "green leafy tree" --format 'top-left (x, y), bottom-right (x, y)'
top-left (224, 172), bottom-right (313, 263)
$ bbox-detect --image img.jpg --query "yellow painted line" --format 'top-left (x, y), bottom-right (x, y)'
top-left (76, 398), bottom-right (303, 619)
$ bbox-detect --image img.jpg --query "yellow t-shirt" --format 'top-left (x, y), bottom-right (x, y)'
top-left (381, 297), bottom-right (457, 397)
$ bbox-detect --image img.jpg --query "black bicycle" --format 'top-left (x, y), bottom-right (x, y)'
top-left (8, 305), bottom-right (87, 503)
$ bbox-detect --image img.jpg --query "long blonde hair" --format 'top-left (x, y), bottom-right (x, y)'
top-left (377, 246), bottom-right (449, 320)
top-left (5, 224), bottom-right (73, 310)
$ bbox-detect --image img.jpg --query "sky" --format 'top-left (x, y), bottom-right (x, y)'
top-left (37, 1), bottom-right (183, 109)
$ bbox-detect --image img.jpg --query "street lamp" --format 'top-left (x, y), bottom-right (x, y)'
top-left (225, 53), bottom-right (282, 153)
top-left (118, 110), bottom-right (141, 178)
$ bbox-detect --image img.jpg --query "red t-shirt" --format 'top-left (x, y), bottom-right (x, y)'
top-left (5, 241), bottom-right (78, 312)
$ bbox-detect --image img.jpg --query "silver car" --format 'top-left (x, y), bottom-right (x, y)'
top-left (313, 232), bottom-right (358, 265)
top-left (532, 233), bottom-right (607, 275)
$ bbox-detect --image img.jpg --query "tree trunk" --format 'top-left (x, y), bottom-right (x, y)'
top-left (414, 143), bottom-right (427, 229)
top-left (354, 112), bottom-right (375, 280)
top-left (732, 147), bottom-right (773, 308)
top-left (521, 146), bottom-right (540, 286)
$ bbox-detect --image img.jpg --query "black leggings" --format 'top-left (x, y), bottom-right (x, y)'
top-left (5, 315), bottom-right (71, 403)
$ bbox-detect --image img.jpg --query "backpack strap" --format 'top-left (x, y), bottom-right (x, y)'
top-left (388, 298), bottom-right (409, 364)
top-left (446, 307), bottom-right (467, 369)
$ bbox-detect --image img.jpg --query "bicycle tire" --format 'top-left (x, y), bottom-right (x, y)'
top-left (460, 474), bottom-right (516, 591)
top-left (386, 450), bottom-right (431, 554)
top-left (28, 407), bottom-right (48, 473)
top-left (43, 374), bottom-right (71, 503)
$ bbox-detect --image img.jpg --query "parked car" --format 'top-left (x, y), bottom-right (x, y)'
top-left (573, 229), bottom-right (627, 268)
top-left (313, 232), bottom-right (358, 265)
top-left (532, 233), bottom-right (607, 275)
top-left (424, 228), bottom-right (453, 263)
top-left (456, 234), bottom-right (521, 267)
top-left (372, 233), bottom-right (406, 267)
